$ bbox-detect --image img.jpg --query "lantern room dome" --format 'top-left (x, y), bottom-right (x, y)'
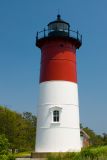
top-left (48, 14), bottom-right (70, 31)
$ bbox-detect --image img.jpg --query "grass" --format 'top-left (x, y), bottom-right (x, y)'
top-left (15, 151), bottom-right (31, 158)
top-left (14, 146), bottom-right (107, 159)
top-left (47, 146), bottom-right (107, 160)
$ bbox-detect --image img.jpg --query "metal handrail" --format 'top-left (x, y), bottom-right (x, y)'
top-left (36, 28), bottom-right (82, 44)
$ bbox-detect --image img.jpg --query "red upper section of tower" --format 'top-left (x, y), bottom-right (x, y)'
top-left (40, 39), bottom-right (77, 83)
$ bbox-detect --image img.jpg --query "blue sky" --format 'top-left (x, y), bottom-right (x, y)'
top-left (0, 0), bottom-right (107, 134)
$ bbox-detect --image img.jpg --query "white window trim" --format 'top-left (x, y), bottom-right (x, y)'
top-left (49, 106), bottom-right (62, 124)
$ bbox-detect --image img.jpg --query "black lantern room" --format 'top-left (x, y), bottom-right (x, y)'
top-left (48, 14), bottom-right (70, 37)
top-left (36, 15), bottom-right (82, 49)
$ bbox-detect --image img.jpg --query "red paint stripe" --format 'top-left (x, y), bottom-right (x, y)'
top-left (39, 39), bottom-right (77, 83)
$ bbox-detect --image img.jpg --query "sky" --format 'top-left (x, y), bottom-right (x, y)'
top-left (0, 0), bottom-right (107, 135)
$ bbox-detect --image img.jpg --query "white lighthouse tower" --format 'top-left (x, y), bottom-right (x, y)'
top-left (35, 15), bottom-right (82, 152)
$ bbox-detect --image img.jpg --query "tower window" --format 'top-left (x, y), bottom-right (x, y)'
top-left (49, 106), bottom-right (62, 124)
top-left (53, 110), bottom-right (59, 122)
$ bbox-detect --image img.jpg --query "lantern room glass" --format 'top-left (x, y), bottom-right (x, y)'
top-left (48, 22), bottom-right (69, 31)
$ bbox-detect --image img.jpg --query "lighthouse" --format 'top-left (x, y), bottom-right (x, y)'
top-left (35, 15), bottom-right (82, 152)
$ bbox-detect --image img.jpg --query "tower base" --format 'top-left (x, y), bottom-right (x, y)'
top-left (31, 151), bottom-right (81, 159)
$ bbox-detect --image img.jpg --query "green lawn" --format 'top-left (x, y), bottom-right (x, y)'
top-left (15, 151), bottom-right (31, 158)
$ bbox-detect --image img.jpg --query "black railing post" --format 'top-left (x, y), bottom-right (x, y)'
top-left (36, 32), bottom-right (38, 41)
top-left (68, 26), bottom-right (70, 36)
top-left (44, 28), bottom-right (46, 37)
top-left (77, 30), bottom-right (79, 40)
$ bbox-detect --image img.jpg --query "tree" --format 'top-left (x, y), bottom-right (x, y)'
top-left (0, 135), bottom-right (9, 155)
top-left (83, 127), bottom-right (104, 146)
top-left (102, 133), bottom-right (107, 145)
top-left (22, 112), bottom-right (37, 150)
top-left (0, 106), bottom-right (37, 152)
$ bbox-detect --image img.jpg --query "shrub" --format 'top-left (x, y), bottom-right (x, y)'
top-left (0, 135), bottom-right (10, 155)
top-left (0, 155), bottom-right (8, 160)
top-left (0, 154), bottom-right (15, 160)
top-left (7, 154), bottom-right (15, 160)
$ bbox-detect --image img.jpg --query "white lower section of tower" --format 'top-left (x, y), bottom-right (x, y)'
top-left (35, 81), bottom-right (81, 152)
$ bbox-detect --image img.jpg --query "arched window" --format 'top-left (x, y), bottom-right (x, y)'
top-left (53, 110), bottom-right (59, 122)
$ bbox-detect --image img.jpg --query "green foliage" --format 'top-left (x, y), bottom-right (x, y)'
top-left (83, 127), bottom-right (106, 146)
top-left (0, 155), bottom-right (8, 160)
top-left (0, 134), bottom-right (15, 160)
top-left (7, 154), bottom-right (15, 160)
top-left (0, 154), bottom-right (15, 160)
top-left (102, 133), bottom-right (107, 145)
top-left (0, 135), bottom-right (9, 155)
top-left (0, 105), bottom-right (37, 152)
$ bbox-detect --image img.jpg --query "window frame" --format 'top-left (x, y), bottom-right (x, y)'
top-left (53, 110), bottom-right (60, 122)
top-left (49, 106), bottom-right (62, 124)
